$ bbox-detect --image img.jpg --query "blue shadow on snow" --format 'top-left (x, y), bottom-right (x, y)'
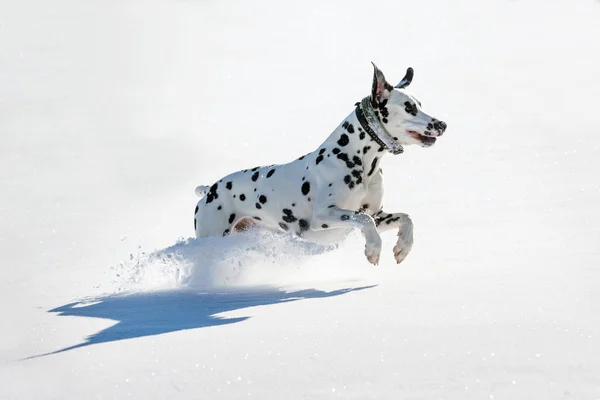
top-left (28, 285), bottom-right (374, 359)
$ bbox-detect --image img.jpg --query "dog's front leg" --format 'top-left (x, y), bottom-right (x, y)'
top-left (374, 211), bottom-right (414, 264)
top-left (311, 206), bottom-right (382, 265)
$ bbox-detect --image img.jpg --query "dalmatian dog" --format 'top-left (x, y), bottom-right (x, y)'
top-left (194, 63), bottom-right (447, 265)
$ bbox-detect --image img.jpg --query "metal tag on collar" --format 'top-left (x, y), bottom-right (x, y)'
top-left (360, 98), bottom-right (404, 154)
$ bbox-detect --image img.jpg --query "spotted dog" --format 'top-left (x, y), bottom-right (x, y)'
top-left (194, 63), bottom-right (447, 265)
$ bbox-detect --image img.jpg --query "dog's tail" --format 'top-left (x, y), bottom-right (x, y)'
top-left (195, 185), bottom-right (210, 197)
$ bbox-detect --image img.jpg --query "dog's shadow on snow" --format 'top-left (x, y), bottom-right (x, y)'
top-left (28, 285), bottom-right (373, 359)
top-left (27, 230), bottom-right (373, 359)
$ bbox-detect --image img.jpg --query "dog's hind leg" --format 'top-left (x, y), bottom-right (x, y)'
top-left (373, 211), bottom-right (414, 264)
top-left (194, 200), bottom-right (234, 238)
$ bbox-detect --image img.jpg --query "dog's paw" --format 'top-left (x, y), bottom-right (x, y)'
top-left (393, 218), bottom-right (414, 264)
top-left (365, 236), bottom-right (382, 265)
top-left (393, 243), bottom-right (412, 264)
top-left (393, 236), bottom-right (413, 264)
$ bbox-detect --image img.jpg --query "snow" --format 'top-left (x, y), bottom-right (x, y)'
top-left (1, 0), bottom-right (600, 398)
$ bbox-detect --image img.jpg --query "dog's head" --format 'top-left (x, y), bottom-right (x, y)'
top-left (370, 63), bottom-right (447, 148)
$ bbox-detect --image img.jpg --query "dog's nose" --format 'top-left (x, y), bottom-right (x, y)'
top-left (433, 120), bottom-right (447, 135)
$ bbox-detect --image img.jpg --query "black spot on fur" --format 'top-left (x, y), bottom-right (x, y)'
top-left (223, 229), bottom-right (230, 236)
top-left (298, 219), bottom-right (310, 232)
top-left (404, 101), bottom-right (418, 116)
top-left (344, 175), bottom-right (351, 184)
top-left (266, 169), bottom-right (276, 178)
top-left (251, 167), bottom-right (259, 172)
top-left (194, 218), bottom-right (196, 231)
top-left (279, 222), bottom-right (289, 231)
top-left (298, 155), bottom-right (305, 160)
top-left (254, 216), bottom-right (262, 221)
top-left (321, 224), bottom-right (328, 228)
top-left (328, 183), bottom-right (332, 187)
top-left (336, 152), bottom-right (354, 169)
top-left (342, 121), bottom-right (349, 129)
top-left (217, 205), bottom-right (222, 210)
top-left (353, 156), bottom-right (362, 166)
top-left (332, 148), bottom-right (340, 154)
top-left (341, 214), bottom-right (350, 221)
top-left (301, 182), bottom-right (310, 196)
top-left (337, 153), bottom-right (349, 163)
top-left (359, 132), bottom-right (366, 140)
top-left (386, 216), bottom-right (401, 225)
top-left (319, 148), bottom-right (326, 155)
top-left (251, 171), bottom-right (259, 182)
top-left (259, 195), bottom-right (267, 204)
top-left (205, 183), bottom-right (219, 204)
top-left (346, 124), bottom-right (355, 134)
top-left (328, 205), bottom-right (335, 208)
top-left (239, 194), bottom-right (246, 201)
top-left (337, 134), bottom-right (349, 147)
top-left (194, 205), bottom-right (198, 214)
top-left (255, 203), bottom-right (262, 209)
top-left (292, 203), bottom-right (296, 207)
top-left (377, 100), bottom-right (390, 122)
top-left (229, 213), bottom-right (236, 224)
top-left (315, 155), bottom-right (324, 165)
top-left (283, 215), bottom-right (297, 223)
top-left (351, 169), bottom-right (361, 179)
top-left (374, 213), bottom-right (394, 226)
top-left (226, 181), bottom-right (232, 190)
top-left (363, 146), bottom-right (371, 154)
top-left (368, 157), bottom-right (379, 176)
top-left (348, 182), bottom-right (355, 189)
top-left (283, 209), bottom-right (293, 215)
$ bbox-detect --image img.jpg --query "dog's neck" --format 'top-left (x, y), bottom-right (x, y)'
top-left (320, 103), bottom-right (397, 180)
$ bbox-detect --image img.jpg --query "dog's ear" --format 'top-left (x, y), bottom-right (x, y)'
top-left (371, 62), bottom-right (393, 104)
top-left (395, 67), bottom-right (414, 89)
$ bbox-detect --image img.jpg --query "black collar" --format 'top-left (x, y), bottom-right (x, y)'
top-left (354, 98), bottom-right (403, 154)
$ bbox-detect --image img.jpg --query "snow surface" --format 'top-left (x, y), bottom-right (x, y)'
top-left (1, 0), bottom-right (600, 398)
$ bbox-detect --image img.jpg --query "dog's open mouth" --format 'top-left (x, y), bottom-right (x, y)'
top-left (407, 130), bottom-right (437, 147)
